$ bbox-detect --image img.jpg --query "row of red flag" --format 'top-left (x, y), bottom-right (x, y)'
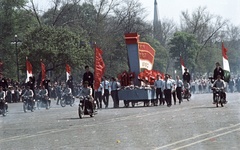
top-left (25, 46), bottom-right (106, 90)
top-left (26, 59), bottom-right (71, 84)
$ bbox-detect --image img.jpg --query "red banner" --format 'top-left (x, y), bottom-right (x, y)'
top-left (94, 47), bottom-right (105, 90)
top-left (138, 42), bottom-right (155, 70)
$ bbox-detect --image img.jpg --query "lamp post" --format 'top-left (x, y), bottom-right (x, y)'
top-left (11, 35), bottom-right (22, 82)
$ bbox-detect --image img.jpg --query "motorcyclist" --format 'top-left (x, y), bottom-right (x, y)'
top-left (62, 84), bottom-right (72, 101)
top-left (79, 81), bottom-right (94, 115)
top-left (211, 75), bottom-right (226, 104)
top-left (38, 86), bottom-right (50, 106)
top-left (22, 86), bottom-right (34, 107)
top-left (0, 86), bottom-right (8, 112)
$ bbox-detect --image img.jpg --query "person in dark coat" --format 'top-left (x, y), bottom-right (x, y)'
top-left (213, 62), bottom-right (224, 81)
top-left (0, 73), bottom-right (8, 91)
top-left (83, 66), bottom-right (94, 88)
top-left (67, 75), bottom-right (74, 96)
top-left (83, 65), bottom-right (94, 97)
top-left (42, 76), bottom-right (50, 96)
top-left (27, 76), bottom-right (35, 99)
top-left (182, 68), bottom-right (191, 83)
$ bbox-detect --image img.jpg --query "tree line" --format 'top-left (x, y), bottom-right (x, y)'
top-left (0, 0), bottom-right (239, 83)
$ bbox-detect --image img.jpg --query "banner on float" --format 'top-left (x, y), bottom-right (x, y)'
top-left (138, 42), bottom-right (155, 71)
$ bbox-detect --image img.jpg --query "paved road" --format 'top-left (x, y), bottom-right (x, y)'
top-left (0, 93), bottom-right (240, 150)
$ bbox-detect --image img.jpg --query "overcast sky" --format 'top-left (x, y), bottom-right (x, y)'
top-left (32, 0), bottom-right (240, 26)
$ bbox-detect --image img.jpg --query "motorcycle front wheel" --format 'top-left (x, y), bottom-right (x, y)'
top-left (60, 99), bottom-right (66, 107)
top-left (70, 98), bottom-right (74, 107)
top-left (37, 100), bottom-right (41, 110)
top-left (78, 106), bottom-right (84, 119)
top-left (2, 106), bottom-right (6, 116)
top-left (23, 102), bottom-right (27, 113)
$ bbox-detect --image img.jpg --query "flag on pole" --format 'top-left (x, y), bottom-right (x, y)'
top-left (222, 42), bottom-right (230, 83)
top-left (94, 46), bottom-right (105, 90)
top-left (41, 61), bottom-right (46, 86)
top-left (25, 58), bottom-right (33, 83)
top-left (66, 64), bottom-right (71, 81)
top-left (180, 56), bottom-right (185, 75)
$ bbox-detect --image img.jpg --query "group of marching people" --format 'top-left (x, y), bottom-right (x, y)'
top-left (152, 68), bottom-right (191, 107)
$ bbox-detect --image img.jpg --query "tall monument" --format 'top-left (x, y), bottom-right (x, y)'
top-left (153, 0), bottom-right (162, 41)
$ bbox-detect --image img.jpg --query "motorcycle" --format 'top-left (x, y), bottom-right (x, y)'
top-left (78, 96), bottom-right (96, 119)
top-left (36, 94), bottom-right (50, 110)
top-left (182, 88), bottom-right (191, 101)
top-left (60, 93), bottom-right (75, 107)
top-left (213, 87), bottom-right (224, 107)
top-left (0, 98), bottom-right (7, 116)
top-left (23, 96), bottom-right (35, 112)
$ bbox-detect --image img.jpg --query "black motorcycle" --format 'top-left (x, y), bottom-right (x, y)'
top-left (23, 96), bottom-right (35, 112)
top-left (182, 88), bottom-right (191, 101)
top-left (213, 87), bottom-right (224, 107)
top-left (78, 96), bottom-right (96, 119)
top-left (60, 93), bottom-right (75, 107)
top-left (0, 98), bottom-right (7, 116)
top-left (36, 94), bottom-right (50, 110)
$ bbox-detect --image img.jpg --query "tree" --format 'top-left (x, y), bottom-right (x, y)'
top-left (19, 26), bottom-right (91, 82)
top-left (0, 0), bottom-right (38, 79)
top-left (169, 32), bottom-right (199, 73)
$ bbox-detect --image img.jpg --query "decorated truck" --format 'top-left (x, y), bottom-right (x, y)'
top-left (118, 33), bottom-right (162, 107)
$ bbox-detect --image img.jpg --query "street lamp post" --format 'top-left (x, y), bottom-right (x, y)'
top-left (11, 35), bottom-right (22, 82)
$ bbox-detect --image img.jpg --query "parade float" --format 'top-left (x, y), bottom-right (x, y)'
top-left (118, 33), bottom-right (163, 107)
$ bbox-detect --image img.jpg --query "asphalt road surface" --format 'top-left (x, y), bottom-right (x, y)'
top-left (1, 92), bottom-right (240, 150)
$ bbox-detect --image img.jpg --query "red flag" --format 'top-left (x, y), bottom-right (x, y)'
top-left (94, 47), bottom-right (105, 90)
top-left (66, 64), bottom-right (71, 81)
top-left (26, 58), bottom-right (33, 82)
top-left (222, 42), bottom-right (230, 82)
top-left (222, 42), bottom-right (228, 60)
top-left (41, 61), bottom-right (46, 85)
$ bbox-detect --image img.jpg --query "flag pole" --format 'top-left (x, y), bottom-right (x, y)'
top-left (94, 42), bottom-right (97, 90)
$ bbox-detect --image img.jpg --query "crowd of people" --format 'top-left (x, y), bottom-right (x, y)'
top-left (0, 63), bottom-right (239, 111)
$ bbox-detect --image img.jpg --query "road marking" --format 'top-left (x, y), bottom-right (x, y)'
top-left (0, 103), bottom-right (237, 143)
top-left (0, 105), bottom-right (205, 143)
top-left (153, 123), bottom-right (240, 150)
top-left (173, 127), bottom-right (240, 150)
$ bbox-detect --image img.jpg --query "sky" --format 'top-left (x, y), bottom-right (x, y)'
top-left (32, 0), bottom-right (240, 26)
